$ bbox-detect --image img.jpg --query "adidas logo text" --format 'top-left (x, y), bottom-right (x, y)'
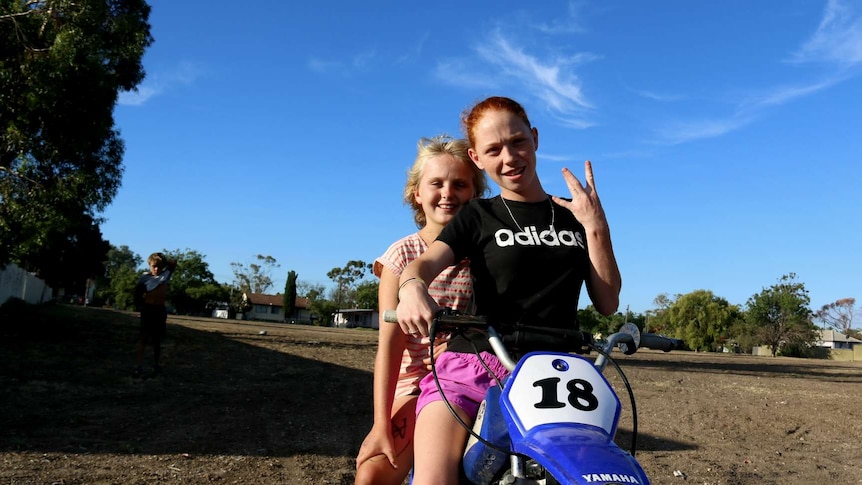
top-left (494, 225), bottom-right (584, 248)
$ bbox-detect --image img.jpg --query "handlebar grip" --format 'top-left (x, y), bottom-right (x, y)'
top-left (383, 310), bottom-right (397, 323)
top-left (639, 333), bottom-right (685, 352)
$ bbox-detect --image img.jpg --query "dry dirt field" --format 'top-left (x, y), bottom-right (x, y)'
top-left (2, 305), bottom-right (861, 484)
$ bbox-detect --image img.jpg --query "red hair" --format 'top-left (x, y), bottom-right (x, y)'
top-left (460, 96), bottom-right (532, 149)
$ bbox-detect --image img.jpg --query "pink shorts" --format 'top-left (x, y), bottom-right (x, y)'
top-left (416, 351), bottom-right (511, 419)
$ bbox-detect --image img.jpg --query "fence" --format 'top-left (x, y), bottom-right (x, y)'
top-left (0, 263), bottom-right (53, 305)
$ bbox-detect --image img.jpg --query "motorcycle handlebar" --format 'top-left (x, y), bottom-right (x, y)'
top-left (384, 310), bottom-right (592, 354)
top-left (382, 310), bottom-right (684, 358)
top-left (639, 333), bottom-right (685, 352)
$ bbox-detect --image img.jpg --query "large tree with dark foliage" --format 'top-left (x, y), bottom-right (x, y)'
top-left (94, 244), bottom-right (142, 309)
top-left (163, 248), bottom-right (229, 316)
top-left (0, 0), bottom-right (153, 280)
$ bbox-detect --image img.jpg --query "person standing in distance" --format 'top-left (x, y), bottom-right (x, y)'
top-left (132, 252), bottom-right (177, 378)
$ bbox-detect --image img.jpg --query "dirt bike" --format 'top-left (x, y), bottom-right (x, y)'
top-left (383, 309), bottom-right (684, 485)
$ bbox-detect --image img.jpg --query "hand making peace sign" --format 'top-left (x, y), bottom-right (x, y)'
top-left (551, 160), bottom-right (609, 230)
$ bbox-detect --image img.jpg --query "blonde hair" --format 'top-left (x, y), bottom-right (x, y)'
top-left (404, 135), bottom-right (488, 228)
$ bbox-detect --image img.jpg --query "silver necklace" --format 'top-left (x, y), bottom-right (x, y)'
top-left (500, 196), bottom-right (555, 232)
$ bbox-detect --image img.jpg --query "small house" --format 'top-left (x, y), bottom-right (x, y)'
top-left (333, 309), bottom-right (379, 329)
top-left (816, 329), bottom-right (862, 350)
top-left (242, 292), bottom-right (312, 323)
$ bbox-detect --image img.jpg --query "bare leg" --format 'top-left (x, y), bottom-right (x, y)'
top-left (411, 401), bottom-right (471, 485)
top-left (355, 395), bottom-right (418, 485)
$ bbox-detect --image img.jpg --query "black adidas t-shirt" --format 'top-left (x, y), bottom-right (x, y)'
top-left (438, 195), bottom-right (589, 334)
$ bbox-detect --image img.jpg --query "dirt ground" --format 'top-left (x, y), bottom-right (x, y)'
top-left (2, 305), bottom-right (861, 484)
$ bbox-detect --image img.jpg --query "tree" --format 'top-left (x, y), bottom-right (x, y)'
top-left (814, 298), bottom-right (859, 335)
top-left (163, 248), bottom-right (227, 315)
top-left (283, 270), bottom-right (297, 321)
top-left (353, 280), bottom-right (379, 310)
top-left (577, 306), bottom-right (605, 336)
top-left (231, 254), bottom-right (279, 294)
top-left (94, 244), bottom-right (142, 309)
top-left (20, 213), bottom-right (111, 293)
top-left (666, 290), bottom-right (739, 352)
top-left (577, 305), bottom-right (628, 337)
top-left (303, 282), bottom-right (338, 326)
top-left (0, 0), bottom-right (153, 273)
top-left (644, 293), bottom-right (677, 334)
top-left (743, 273), bottom-right (817, 357)
top-left (326, 260), bottom-right (372, 307)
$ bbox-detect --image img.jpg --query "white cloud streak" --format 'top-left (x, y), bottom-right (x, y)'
top-left (475, 31), bottom-right (594, 114)
top-left (117, 62), bottom-right (204, 107)
top-left (654, 116), bottom-right (755, 146)
top-left (118, 85), bottom-right (160, 106)
top-left (534, 0), bottom-right (588, 35)
top-left (654, 0), bottom-right (861, 145)
top-left (790, 0), bottom-right (862, 66)
top-left (435, 27), bottom-right (598, 129)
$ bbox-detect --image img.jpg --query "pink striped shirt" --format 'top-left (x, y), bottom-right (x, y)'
top-left (374, 233), bottom-right (473, 398)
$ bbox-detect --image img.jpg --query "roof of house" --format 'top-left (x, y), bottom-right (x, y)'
top-left (244, 293), bottom-right (309, 309)
top-left (819, 329), bottom-right (862, 344)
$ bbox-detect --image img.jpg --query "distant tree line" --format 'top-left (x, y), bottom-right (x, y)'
top-left (3, 228), bottom-right (857, 358)
top-left (93, 247), bottom-right (379, 326)
top-left (577, 273), bottom-right (859, 357)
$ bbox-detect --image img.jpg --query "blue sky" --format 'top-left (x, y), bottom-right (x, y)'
top-left (104, 0), bottom-right (862, 315)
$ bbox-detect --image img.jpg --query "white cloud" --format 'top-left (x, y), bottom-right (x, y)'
top-left (117, 62), bottom-right (204, 107)
top-left (475, 31), bottom-right (595, 114)
top-left (118, 85), bottom-right (160, 106)
top-left (652, 75), bottom-right (844, 145)
top-left (790, 0), bottom-right (862, 66)
top-left (534, 0), bottom-right (588, 35)
top-left (653, 1), bottom-right (860, 145)
top-left (631, 89), bottom-right (686, 103)
top-left (738, 77), bottom-right (843, 112)
top-left (654, 116), bottom-right (754, 146)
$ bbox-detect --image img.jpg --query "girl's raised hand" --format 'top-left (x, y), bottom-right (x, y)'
top-left (551, 160), bottom-right (608, 230)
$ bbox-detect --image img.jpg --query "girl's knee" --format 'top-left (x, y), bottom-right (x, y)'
top-left (354, 457), bottom-right (405, 485)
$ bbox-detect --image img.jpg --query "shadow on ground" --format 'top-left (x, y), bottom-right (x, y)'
top-left (0, 304), bottom-right (374, 458)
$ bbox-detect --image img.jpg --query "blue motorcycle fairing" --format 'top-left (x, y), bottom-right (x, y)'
top-left (463, 385), bottom-right (511, 484)
top-left (511, 423), bottom-right (650, 485)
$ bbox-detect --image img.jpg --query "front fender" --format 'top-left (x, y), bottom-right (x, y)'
top-left (512, 423), bottom-right (650, 485)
